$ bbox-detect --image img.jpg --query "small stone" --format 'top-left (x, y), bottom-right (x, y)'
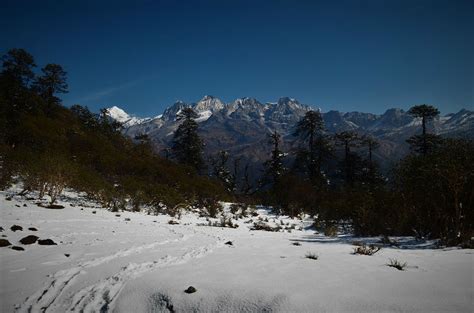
top-left (5, 196), bottom-right (12, 201)
top-left (15, 204), bottom-right (20, 207)
top-left (225, 241), bottom-right (233, 246)
top-left (124, 218), bottom-right (131, 221)
top-left (28, 227), bottom-right (38, 231)
top-left (115, 214), bottom-right (121, 217)
top-left (23, 204), bottom-right (27, 207)
top-left (20, 235), bottom-right (39, 245)
top-left (10, 225), bottom-right (23, 232)
top-left (0, 226), bottom-right (4, 232)
top-left (64, 254), bottom-right (70, 257)
top-left (92, 211), bottom-right (96, 214)
top-left (292, 242), bottom-right (302, 246)
top-left (11, 246), bottom-right (24, 251)
top-left (0, 239), bottom-right (12, 247)
top-left (184, 286), bottom-right (197, 294)
top-left (38, 239), bottom-right (57, 245)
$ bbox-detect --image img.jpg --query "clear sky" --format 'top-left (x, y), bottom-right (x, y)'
top-left (1, 0), bottom-right (472, 116)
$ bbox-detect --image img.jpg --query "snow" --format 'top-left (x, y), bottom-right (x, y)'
top-left (195, 110), bottom-right (213, 123)
top-left (0, 190), bottom-right (472, 312)
top-left (106, 106), bottom-right (151, 127)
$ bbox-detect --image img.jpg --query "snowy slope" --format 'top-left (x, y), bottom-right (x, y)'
top-left (0, 191), bottom-right (472, 313)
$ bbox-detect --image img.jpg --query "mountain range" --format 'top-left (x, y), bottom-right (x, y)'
top-left (106, 96), bottom-right (473, 177)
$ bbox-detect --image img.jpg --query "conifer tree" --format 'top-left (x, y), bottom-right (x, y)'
top-left (172, 107), bottom-right (204, 171)
top-left (33, 63), bottom-right (68, 103)
top-left (293, 110), bottom-right (329, 184)
top-left (361, 135), bottom-right (382, 185)
top-left (210, 150), bottom-right (236, 192)
top-left (406, 104), bottom-right (441, 155)
top-left (334, 131), bottom-right (361, 186)
top-left (1, 48), bottom-right (36, 87)
top-left (263, 130), bottom-right (285, 186)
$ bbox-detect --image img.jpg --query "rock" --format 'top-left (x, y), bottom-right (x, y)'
top-left (184, 286), bottom-right (197, 294)
top-left (10, 225), bottom-right (23, 232)
top-left (0, 226), bottom-right (4, 232)
top-left (38, 203), bottom-right (64, 209)
top-left (5, 196), bottom-right (12, 201)
top-left (11, 246), bottom-right (24, 251)
top-left (124, 218), bottom-right (131, 221)
top-left (0, 239), bottom-right (12, 247)
top-left (225, 241), bottom-right (233, 246)
top-left (20, 235), bottom-right (39, 245)
top-left (23, 204), bottom-right (27, 207)
top-left (115, 214), bottom-right (121, 217)
top-left (92, 211), bottom-right (96, 214)
top-left (38, 239), bottom-right (57, 245)
top-left (168, 220), bottom-right (179, 225)
top-left (28, 227), bottom-right (38, 231)
top-left (64, 253), bottom-right (70, 257)
top-left (15, 204), bottom-right (20, 207)
top-left (292, 242), bottom-right (302, 246)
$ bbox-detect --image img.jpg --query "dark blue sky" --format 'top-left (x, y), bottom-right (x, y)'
top-left (1, 0), bottom-right (472, 116)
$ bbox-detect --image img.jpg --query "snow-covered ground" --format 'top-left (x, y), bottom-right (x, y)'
top-left (0, 191), bottom-right (472, 312)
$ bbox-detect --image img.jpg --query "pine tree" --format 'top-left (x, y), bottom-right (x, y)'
top-left (361, 135), bottom-right (382, 185)
top-left (293, 110), bottom-right (329, 184)
top-left (1, 48), bottom-right (36, 87)
top-left (172, 107), bottom-right (204, 171)
top-left (334, 131), bottom-right (361, 186)
top-left (210, 150), bottom-right (236, 192)
top-left (263, 130), bottom-right (285, 186)
top-left (33, 63), bottom-right (68, 104)
top-left (407, 104), bottom-right (441, 155)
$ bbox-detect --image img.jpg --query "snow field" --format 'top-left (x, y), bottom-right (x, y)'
top-left (0, 191), bottom-right (472, 312)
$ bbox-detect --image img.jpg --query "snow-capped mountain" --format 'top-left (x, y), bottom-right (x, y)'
top-left (105, 106), bottom-right (152, 127)
top-left (106, 97), bottom-right (473, 173)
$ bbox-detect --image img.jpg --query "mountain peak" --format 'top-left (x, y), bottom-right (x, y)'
top-left (106, 106), bottom-right (131, 122)
top-left (105, 106), bottom-right (150, 127)
top-left (194, 95), bottom-right (224, 112)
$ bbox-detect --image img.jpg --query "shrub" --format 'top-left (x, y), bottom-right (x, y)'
top-left (352, 244), bottom-right (381, 256)
top-left (251, 221), bottom-right (281, 232)
top-left (324, 224), bottom-right (338, 237)
top-left (305, 252), bottom-right (319, 260)
top-left (387, 258), bottom-right (407, 271)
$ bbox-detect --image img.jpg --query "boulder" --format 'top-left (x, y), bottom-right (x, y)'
top-left (11, 246), bottom-right (24, 251)
top-left (184, 286), bottom-right (197, 294)
top-left (38, 239), bottom-right (57, 245)
top-left (10, 225), bottom-right (23, 232)
top-left (0, 239), bottom-right (12, 247)
top-left (20, 235), bottom-right (39, 245)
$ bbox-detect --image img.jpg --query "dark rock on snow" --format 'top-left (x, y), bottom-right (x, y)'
top-left (184, 286), bottom-right (197, 294)
top-left (38, 239), bottom-right (57, 245)
top-left (10, 225), bottom-right (23, 232)
top-left (0, 239), bottom-right (12, 247)
top-left (20, 235), bottom-right (39, 245)
top-left (11, 246), bottom-right (25, 251)
top-left (28, 227), bottom-right (38, 231)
